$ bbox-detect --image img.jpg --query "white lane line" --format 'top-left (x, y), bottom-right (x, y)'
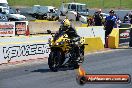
top-left (85, 48), bottom-right (126, 56)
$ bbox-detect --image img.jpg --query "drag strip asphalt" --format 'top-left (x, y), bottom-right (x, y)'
top-left (0, 49), bottom-right (132, 88)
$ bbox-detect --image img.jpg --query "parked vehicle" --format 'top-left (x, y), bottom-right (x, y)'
top-left (8, 8), bottom-right (26, 21)
top-left (0, 0), bottom-right (9, 14)
top-left (58, 2), bottom-right (89, 21)
top-left (28, 5), bottom-right (59, 20)
top-left (59, 2), bottom-right (89, 16)
top-left (0, 13), bottom-right (8, 22)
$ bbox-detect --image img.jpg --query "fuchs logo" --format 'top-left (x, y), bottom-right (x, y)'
top-left (3, 44), bottom-right (50, 60)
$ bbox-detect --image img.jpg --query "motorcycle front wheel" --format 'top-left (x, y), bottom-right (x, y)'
top-left (48, 51), bottom-right (62, 72)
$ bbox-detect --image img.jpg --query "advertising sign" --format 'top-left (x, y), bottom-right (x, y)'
top-left (119, 28), bottom-right (131, 44)
top-left (15, 21), bottom-right (27, 35)
top-left (0, 35), bottom-right (51, 64)
top-left (2, 43), bottom-right (50, 62)
top-left (0, 22), bottom-right (15, 36)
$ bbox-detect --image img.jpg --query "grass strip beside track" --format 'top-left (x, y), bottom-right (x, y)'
top-left (8, 0), bottom-right (132, 9)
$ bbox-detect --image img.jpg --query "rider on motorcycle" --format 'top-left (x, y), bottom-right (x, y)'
top-left (60, 18), bottom-right (80, 40)
top-left (55, 18), bottom-right (81, 60)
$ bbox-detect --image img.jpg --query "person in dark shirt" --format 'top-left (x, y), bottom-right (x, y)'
top-left (123, 13), bottom-right (130, 23)
top-left (93, 9), bottom-right (103, 26)
top-left (129, 11), bottom-right (132, 24)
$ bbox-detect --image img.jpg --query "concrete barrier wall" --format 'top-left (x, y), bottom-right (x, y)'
top-left (29, 21), bottom-right (82, 34)
top-left (108, 27), bottom-right (131, 48)
top-left (84, 37), bottom-right (104, 53)
top-left (0, 35), bottom-right (51, 64)
top-left (0, 22), bottom-right (106, 64)
top-left (0, 35), bottom-right (104, 64)
top-left (108, 28), bottom-right (119, 49)
top-left (76, 26), bottom-right (105, 44)
top-left (29, 21), bottom-right (60, 34)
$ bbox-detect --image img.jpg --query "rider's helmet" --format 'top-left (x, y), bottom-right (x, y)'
top-left (61, 18), bottom-right (71, 27)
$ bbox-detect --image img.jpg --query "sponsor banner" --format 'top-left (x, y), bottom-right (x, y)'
top-left (1, 43), bottom-right (50, 62)
top-left (0, 22), bottom-right (15, 36)
top-left (76, 67), bottom-right (131, 85)
top-left (119, 28), bottom-right (131, 44)
top-left (0, 35), bottom-right (51, 64)
top-left (15, 21), bottom-right (28, 35)
top-left (77, 74), bottom-right (131, 85)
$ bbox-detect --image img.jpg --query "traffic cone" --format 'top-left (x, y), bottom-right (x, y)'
top-left (25, 25), bottom-right (30, 36)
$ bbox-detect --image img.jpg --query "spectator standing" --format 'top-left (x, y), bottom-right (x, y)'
top-left (93, 9), bottom-right (103, 26)
top-left (76, 12), bottom-right (80, 21)
top-left (87, 16), bottom-right (94, 26)
top-left (114, 14), bottom-right (121, 28)
top-left (123, 13), bottom-right (130, 23)
top-left (129, 28), bottom-right (132, 47)
top-left (116, 17), bottom-right (122, 28)
top-left (129, 11), bottom-right (132, 47)
top-left (129, 11), bottom-right (132, 24)
top-left (16, 8), bottom-right (21, 14)
top-left (104, 10), bottom-right (117, 38)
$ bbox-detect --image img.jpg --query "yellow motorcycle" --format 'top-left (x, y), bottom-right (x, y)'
top-left (47, 30), bottom-right (86, 72)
